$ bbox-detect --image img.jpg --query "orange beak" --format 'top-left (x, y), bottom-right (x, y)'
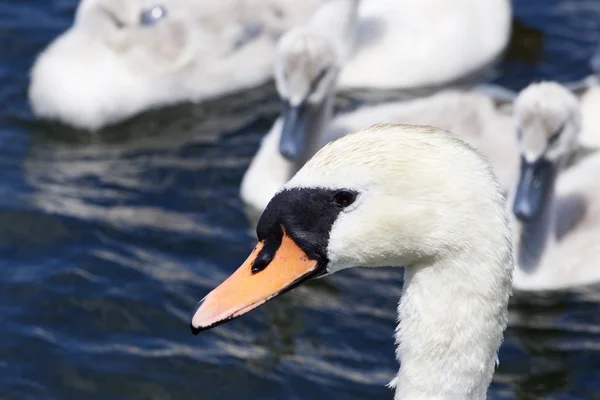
top-left (190, 233), bottom-right (322, 334)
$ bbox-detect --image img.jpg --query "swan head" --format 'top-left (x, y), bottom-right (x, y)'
top-left (275, 29), bottom-right (341, 161)
top-left (512, 82), bottom-right (581, 222)
top-left (191, 124), bottom-right (511, 333)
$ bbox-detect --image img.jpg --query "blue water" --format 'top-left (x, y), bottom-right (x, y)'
top-left (1, 1), bottom-right (600, 399)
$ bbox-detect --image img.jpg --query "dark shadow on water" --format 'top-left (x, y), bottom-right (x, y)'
top-left (500, 286), bottom-right (600, 399)
top-left (503, 17), bottom-right (545, 65)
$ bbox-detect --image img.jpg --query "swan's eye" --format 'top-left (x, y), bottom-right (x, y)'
top-left (548, 122), bottom-right (564, 146)
top-left (331, 190), bottom-right (356, 207)
top-left (140, 5), bottom-right (167, 26)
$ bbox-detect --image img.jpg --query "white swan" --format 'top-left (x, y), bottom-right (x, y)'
top-left (240, 0), bottom-right (357, 223)
top-left (451, 44), bottom-right (600, 150)
top-left (510, 81), bottom-right (600, 291)
top-left (191, 124), bottom-right (514, 399)
top-left (241, 25), bottom-right (518, 222)
top-left (29, 0), bottom-right (324, 131)
top-left (579, 50), bottom-right (600, 149)
top-left (579, 74), bottom-right (600, 149)
top-left (337, 0), bottom-right (511, 90)
top-left (29, 0), bottom-right (511, 130)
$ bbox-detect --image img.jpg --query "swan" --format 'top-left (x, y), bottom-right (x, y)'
top-left (241, 26), bottom-right (519, 223)
top-left (28, 0), bottom-right (324, 131)
top-left (579, 78), bottom-right (600, 148)
top-left (578, 47), bottom-right (600, 148)
top-left (240, 0), bottom-right (357, 223)
top-left (191, 124), bottom-right (514, 399)
top-left (510, 81), bottom-right (600, 291)
top-left (29, 0), bottom-right (511, 130)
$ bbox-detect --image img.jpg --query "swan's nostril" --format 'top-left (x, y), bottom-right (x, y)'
top-left (513, 202), bottom-right (534, 223)
top-left (279, 140), bottom-right (300, 161)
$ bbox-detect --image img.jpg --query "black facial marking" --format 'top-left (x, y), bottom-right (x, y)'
top-left (251, 229), bottom-right (283, 273)
top-left (257, 188), bottom-right (359, 266)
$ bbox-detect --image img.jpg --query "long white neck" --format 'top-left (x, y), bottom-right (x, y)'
top-left (393, 250), bottom-right (512, 400)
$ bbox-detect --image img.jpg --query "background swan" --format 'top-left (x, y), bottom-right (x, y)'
top-left (578, 47), bottom-right (600, 148)
top-left (29, 0), bottom-right (511, 130)
top-left (192, 124), bottom-right (514, 400)
top-left (337, 0), bottom-right (511, 90)
top-left (29, 0), bottom-right (323, 131)
top-left (241, 24), bottom-right (519, 222)
top-left (510, 81), bottom-right (600, 291)
top-left (241, 0), bottom-right (358, 223)
top-left (579, 79), bottom-right (600, 148)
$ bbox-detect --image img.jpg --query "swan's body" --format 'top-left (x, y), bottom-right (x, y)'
top-left (29, 0), bottom-right (511, 130)
top-left (577, 46), bottom-right (600, 148)
top-left (579, 76), bottom-right (600, 148)
top-left (510, 82), bottom-right (600, 291)
top-left (192, 124), bottom-right (514, 399)
top-left (241, 22), bottom-right (519, 222)
top-left (337, 0), bottom-right (511, 90)
top-left (29, 0), bottom-right (323, 130)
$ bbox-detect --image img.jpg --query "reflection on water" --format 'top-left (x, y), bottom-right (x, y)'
top-left (498, 288), bottom-right (600, 399)
top-left (1, 0), bottom-right (600, 399)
